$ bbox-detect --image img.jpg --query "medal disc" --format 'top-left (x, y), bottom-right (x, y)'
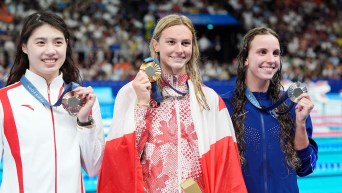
top-left (140, 61), bottom-right (161, 82)
top-left (287, 82), bottom-right (308, 102)
top-left (62, 91), bottom-right (85, 116)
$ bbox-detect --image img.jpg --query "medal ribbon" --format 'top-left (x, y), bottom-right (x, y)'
top-left (20, 75), bottom-right (79, 107)
top-left (143, 57), bottom-right (188, 101)
top-left (245, 88), bottom-right (294, 115)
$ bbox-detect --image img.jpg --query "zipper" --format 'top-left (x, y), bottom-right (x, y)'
top-left (261, 112), bottom-right (268, 192)
top-left (48, 85), bottom-right (58, 193)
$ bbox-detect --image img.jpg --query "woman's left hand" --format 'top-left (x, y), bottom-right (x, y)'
top-left (295, 93), bottom-right (314, 123)
top-left (73, 86), bottom-right (96, 122)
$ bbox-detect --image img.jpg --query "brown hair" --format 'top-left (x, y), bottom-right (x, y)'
top-left (233, 26), bottom-right (300, 169)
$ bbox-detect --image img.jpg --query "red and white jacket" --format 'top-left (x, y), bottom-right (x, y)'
top-left (0, 70), bottom-right (104, 193)
top-left (97, 79), bottom-right (247, 193)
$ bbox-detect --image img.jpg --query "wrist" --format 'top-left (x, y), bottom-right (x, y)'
top-left (137, 101), bottom-right (150, 107)
top-left (77, 115), bottom-right (94, 127)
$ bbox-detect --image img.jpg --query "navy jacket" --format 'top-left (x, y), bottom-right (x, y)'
top-left (222, 91), bottom-right (318, 193)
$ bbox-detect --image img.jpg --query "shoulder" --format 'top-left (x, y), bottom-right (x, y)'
top-left (115, 81), bottom-right (136, 101)
top-left (117, 81), bottom-right (134, 94)
top-left (0, 82), bottom-right (21, 96)
top-left (221, 90), bottom-right (234, 99)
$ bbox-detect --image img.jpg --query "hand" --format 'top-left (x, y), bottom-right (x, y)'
top-left (73, 86), bottom-right (96, 122)
top-left (133, 71), bottom-right (151, 106)
top-left (295, 93), bottom-right (314, 123)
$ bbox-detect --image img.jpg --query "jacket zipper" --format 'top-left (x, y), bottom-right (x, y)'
top-left (261, 112), bottom-right (268, 192)
top-left (48, 86), bottom-right (58, 193)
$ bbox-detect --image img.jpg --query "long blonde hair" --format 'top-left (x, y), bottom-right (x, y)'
top-left (150, 14), bottom-right (209, 110)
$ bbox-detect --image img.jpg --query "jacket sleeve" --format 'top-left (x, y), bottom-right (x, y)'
top-left (296, 116), bottom-right (318, 177)
top-left (79, 97), bottom-right (105, 177)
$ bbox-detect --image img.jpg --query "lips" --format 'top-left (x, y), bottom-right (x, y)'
top-left (170, 56), bottom-right (185, 62)
top-left (42, 59), bottom-right (57, 65)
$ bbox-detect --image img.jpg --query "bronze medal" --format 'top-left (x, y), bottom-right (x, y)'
top-left (62, 91), bottom-right (85, 116)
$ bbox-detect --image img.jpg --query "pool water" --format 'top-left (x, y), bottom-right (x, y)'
top-left (0, 90), bottom-right (341, 192)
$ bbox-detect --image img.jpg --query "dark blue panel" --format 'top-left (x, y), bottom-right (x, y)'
top-left (183, 13), bottom-right (239, 26)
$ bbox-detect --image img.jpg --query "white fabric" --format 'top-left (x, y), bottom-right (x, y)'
top-left (0, 70), bottom-right (104, 193)
top-left (107, 80), bottom-right (236, 156)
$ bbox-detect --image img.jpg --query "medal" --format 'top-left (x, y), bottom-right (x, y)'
top-left (139, 60), bottom-right (161, 82)
top-left (62, 91), bottom-right (85, 116)
top-left (246, 81), bottom-right (308, 115)
top-left (287, 82), bottom-right (307, 102)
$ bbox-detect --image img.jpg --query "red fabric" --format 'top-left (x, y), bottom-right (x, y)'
top-left (98, 134), bottom-right (247, 193)
top-left (97, 133), bottom-right (144, 193)
top-left (200, 137), bottom-right (247, 193)
top-left (0, 83), bottom-right (24, 193)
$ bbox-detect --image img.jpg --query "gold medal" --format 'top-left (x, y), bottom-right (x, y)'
top-left (62, 91), bottom-right (85, 116)
top-left (139, 61), bottom-right (161, 82)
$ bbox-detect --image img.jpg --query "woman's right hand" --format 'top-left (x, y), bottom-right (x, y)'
top-left (132, 71), bottom-right (151, 106)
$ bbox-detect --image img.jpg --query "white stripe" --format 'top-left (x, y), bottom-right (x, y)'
top-left (188, 81), bottom-right (236, 156)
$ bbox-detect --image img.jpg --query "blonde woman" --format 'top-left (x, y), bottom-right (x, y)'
top-left (98, 14), bottom-right (246, 193)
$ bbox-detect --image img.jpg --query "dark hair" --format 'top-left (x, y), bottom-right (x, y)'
top-left (6, 11), bottom-right (81, 86)
top-left (233, 27), bottom-right (300, 169)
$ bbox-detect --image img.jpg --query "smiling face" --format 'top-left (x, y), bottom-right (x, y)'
top-left (152, 24), bottom-right (193, 75)
top-left (245, 34), bottom-right (281, 91)
top-left (22, 24), bottom-right (67, 83)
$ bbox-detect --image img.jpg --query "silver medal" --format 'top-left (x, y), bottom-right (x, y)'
top-left (287, 82), bottom-right (308, 102)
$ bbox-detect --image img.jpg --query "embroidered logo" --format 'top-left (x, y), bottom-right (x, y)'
top-left (21, 104), bottom-right (34, 111)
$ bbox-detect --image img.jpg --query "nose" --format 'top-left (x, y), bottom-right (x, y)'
top-left (266, 53), bottom-right (276, 63)
top-left (45, 43), bottom-right (57, 55)
top-left (175, 43), bottom-right (184, 53)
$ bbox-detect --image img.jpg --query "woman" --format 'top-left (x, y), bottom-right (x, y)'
top-left (98, 14), bottom-right (247, 193)
top-left (0, 11), bottom-right (104, 193)
top-left (222, 27), bottom-right (318, 193)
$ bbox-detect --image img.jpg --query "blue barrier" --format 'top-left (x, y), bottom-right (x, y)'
top-left (82, 79), bottom-right (342, 97)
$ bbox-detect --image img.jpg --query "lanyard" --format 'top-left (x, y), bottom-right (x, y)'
top-left (20, 75), bottom-right (79, 107)
top-left (245, 88), bottom-right (294, 115)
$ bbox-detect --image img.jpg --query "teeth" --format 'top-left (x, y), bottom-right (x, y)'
top-left (43, 59), bottom-right (56, 63)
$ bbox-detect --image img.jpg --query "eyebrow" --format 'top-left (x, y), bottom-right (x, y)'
top-left (33, 37), bottom-right (65, 41)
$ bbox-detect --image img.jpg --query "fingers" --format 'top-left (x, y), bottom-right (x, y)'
top-left (133, 71), bottom-right (151, 91)
top-left (296, 93), bottom-right (314, 110)
top-left (73, 86), bottom-right (96, 102)
top-left (133, 71), bottom-right (151, 105)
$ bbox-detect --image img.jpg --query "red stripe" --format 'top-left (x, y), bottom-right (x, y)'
top-left (313, 131), bottom-right (342, 137)
top-left (0, 82), bottom-right (25, 193)
top-left (313, 122), bottom-right (342, 126)
top-left (80, 172), bottom-right (84, 193)
top-left (48, 86), bottom-right (58, 193)
top-left (311, 115), bottom-right (342, 119)
top-left (58, 84), bottom-right (64, 98)
top-left (218, 95), bottom-right (226, 111)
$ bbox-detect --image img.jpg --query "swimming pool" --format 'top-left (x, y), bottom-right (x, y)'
top-left (0, 90), bottom-right (341, 192)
